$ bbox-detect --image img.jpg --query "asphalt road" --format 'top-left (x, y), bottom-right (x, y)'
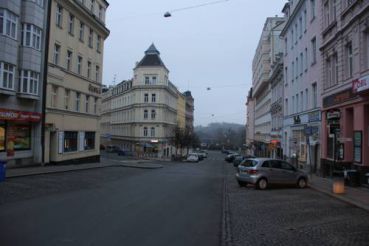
top-left (2, 151), bottom-right (369, 246)
top-left (0, 155), bottom-right (224, 246)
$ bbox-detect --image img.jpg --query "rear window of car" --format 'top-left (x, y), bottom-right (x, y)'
top-left (240, 159), bottom-right (258, 167)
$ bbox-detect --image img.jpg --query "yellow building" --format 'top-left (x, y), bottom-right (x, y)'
top-left (177, 93), bottom-right (186, 130)
top-left (44, 0), bottom-right (109, 163)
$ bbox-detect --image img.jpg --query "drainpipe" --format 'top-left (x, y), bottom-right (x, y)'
top-left (41, 0), bottom-right (52, 164)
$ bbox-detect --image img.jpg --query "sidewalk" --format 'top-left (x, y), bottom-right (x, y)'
top-left (5, 158), bottom-right (163, 178)
top-left (309, 175), bottom-right (369, 212)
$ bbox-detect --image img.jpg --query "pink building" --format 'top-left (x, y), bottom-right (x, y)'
top-left (320, 0), bottom-right (369, 180)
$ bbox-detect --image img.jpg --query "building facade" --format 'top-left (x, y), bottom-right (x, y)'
top-left (320, 0), bottom-right (369, 178)
top-left (252, 17), bottom-right (285, 157)
top-left (270, 57), bottom-right (284, 159)
top-left (245, 87), bottom-right (255, 156)
top-left (0, 0), bottom-right (48, 167)
top-left (101, 44), bottom-right (190, 158)
top-left (281, 0), bottom-right (322, 170)
top-left (44, 0), bottom-right (109, 163)
top-left (183, 90), bottom-right (194, 131)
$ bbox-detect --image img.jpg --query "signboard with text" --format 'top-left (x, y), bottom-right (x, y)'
top-left (352, 75), bottom-right (369, 93)
top-left (0, 108), bottom-right (41, 122)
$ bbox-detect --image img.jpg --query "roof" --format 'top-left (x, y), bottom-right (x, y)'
top-left (135, 43), bottom-right (167, 69)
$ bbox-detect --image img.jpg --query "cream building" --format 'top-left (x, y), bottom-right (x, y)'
top-left (44, 0), bottom-right (109, 163)
top-left (177, 92), bottom-right (186, 130)
top-left (101, 44), bottom-right (187, 158)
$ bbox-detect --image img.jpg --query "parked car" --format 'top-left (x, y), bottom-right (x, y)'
top-left (225, 153), bottom-right (240, 163)
top-left (106, 145), bottom-right (120, 153)
top-left (196, 150), bottom-right (208, 159)
top-left (235, 158), bottom-right (308, 189)
top-left (233, 156), bottom-right (245, 167)
top-left (187, 153), bottom-right (199, 163)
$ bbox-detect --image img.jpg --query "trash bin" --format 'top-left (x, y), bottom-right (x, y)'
top-left (344, 170), bottom-right (360, 187)
top-left (0, 160), bottom-right (6, 182)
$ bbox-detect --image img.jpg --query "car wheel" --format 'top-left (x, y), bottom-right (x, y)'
top-left (297, 178), bottom-right (307, 189)
top-left (256, 178), bottom-right (268, 190)
top-left (238, 181), bottom-right (247, 187)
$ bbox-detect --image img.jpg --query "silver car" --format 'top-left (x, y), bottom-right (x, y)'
top-left (235, 158), bottom-right (308, 190)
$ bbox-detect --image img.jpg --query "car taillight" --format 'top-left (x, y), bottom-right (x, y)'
top-left (248, 170), bottom-right (258, 175)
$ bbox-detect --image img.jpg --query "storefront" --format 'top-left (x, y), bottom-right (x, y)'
top-left (0, 108), bottom-right (42, 166)
top-left (321, 84), bottom-right (369, 179)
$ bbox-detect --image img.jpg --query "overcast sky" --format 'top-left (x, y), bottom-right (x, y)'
top-left (103, 0), bottom-right (286, 126)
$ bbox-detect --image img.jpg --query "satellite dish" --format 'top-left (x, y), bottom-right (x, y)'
top-left (164, 12), bottom-right (172, 17)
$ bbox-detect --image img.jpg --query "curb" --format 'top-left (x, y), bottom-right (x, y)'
top-left (309, 184), bottom-right (369, 213)
top-left (5, 164), bottom-right (116, 178)
top-left (110, 160), bottom-right (163, 169)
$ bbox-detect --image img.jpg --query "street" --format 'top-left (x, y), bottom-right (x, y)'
top-left (1, 151), bottom-right (369, 246)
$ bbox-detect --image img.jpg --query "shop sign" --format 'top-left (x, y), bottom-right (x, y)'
top-left (88, 84), bottom-right (101, 94)
top-left (308, 111), bottom-right (320, 122)
top-left (353, 131), bottom-right (362, 163)
top-left (352, 75), bottom-right (369, 93)
top-left (0, 108), bottom-right (41, 122)
top-left (327, 110), bottom-right (341, 120)
top-left (323, 88), bottom-right (356, 108)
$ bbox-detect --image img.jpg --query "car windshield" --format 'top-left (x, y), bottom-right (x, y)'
top-left (240, 159), bottom-right (258, 167)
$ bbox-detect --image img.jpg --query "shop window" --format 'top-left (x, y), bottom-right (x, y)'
top-left (7, 123), bottom-right (31, 150)
top-left (64, 131), bottom-right (78, 152)
top-left (0, 122), bottom-right (5, 151)
top-left (84, 132), bottom-right (95, 150)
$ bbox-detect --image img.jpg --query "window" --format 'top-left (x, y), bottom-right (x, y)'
top-left (300, 53), bottom-right (303, 75)
top-left (0, 62), bottom-right (15, 90)
top-left (144, 110), bottom-right (148, 119)
top-left (296, 57), bottom-right (299, 79)
top-left (0, 9), bottom-right (18, 39)
top-left (19, 70), bottom-right (39, 95)
top-left (90, 0), bottom-right (95, 12)
top-left (96, 65), bottom-right (100, 82)
top-left (68, 14), bottom-right (74, 35)
top-left (324, 2), bottom-right (330, 27)
top-left (85, 95), bottom-right (89, 113)
top-left (305, 89), bottom-right (309, 110)
top-left (300, 91), bottom-right (303, 111)
top-left (151, 127), bottom-right (155, 137)
top-left (76, 92), bottom-right (80, 112)
top-left (281, 161), bottom-right (295, 171)
top-left (331, 0), bottom-right (337, 21)
top-left (304, 48), bottom-right (308, 71)
top-left (304, 9), bottom-right (307, 31)
top-left (143, 127), bottom-right (148, 137)
top-left (151, 110), bottom-right (156, 119)
top-left (285, 67), bottom-right (288, 84)
top-left (88, 28), bottom-right (93, 48)
top-left (152, 76), bottom-right (157, 84)
top-left (346, 42), bottom-right (353, 78)
top-left (98, 5), bottom-right (104, 20)
top-left (299, 16), bottom-right (302, 38)
top-left (285, 98), bottom-right (288, 115)
top-left (22, 24), bottom-right (41, 50)
top-left (144, 93), bottom-right (148, 102)
top-left (64, 131), bottom-right (78, 152)
top-left (291, 62), bottom-right (294, 82)
top-left (326, 58), bottom-right (332, 88)
top-left (87, 61), bottom-right (91, 78)
top-left (56, 4), bottom-right (63, 28)
top-left (66, 50), bottom-right (73, 70)
top-left (311, 37), bottom-right (317, 64)
top-left (312, 83), bottom-right (317, 108)
top-left (51, 86), bottom-right (57, 107)
top-left (79, 21), bottom-right (84, 41)
top-left (290, 30), bottom-right (294, 48)
top-left (84, 132), bottom-right (95, 150)
top-left (54, 44), bottom-right (60, 65)
top-left (94, 97), bottom-right (97, 114)
top-left (296, 94), bottom-right (299, 113)
top-left (97, 35), bottom-right (101, 52)
top-left (77, 56), bottom-right (82, 75)
top-left (310, 0), bottom-right (316, 20)
top-left (292, 96), bottom-right (295, 113)
top-left (64, 89), bottom-right (70, 110)
top-left (152, 93), bottom-right (156, 102)
top-left (8, 123), bottom-right (31, 150)
top-left (145, 76), bottom-right (150, 85)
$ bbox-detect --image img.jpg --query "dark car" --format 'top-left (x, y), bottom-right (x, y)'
top-left (225, 153), bottom-right (240, 163)
top-left (233, 156), bottom-right (245, 167)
